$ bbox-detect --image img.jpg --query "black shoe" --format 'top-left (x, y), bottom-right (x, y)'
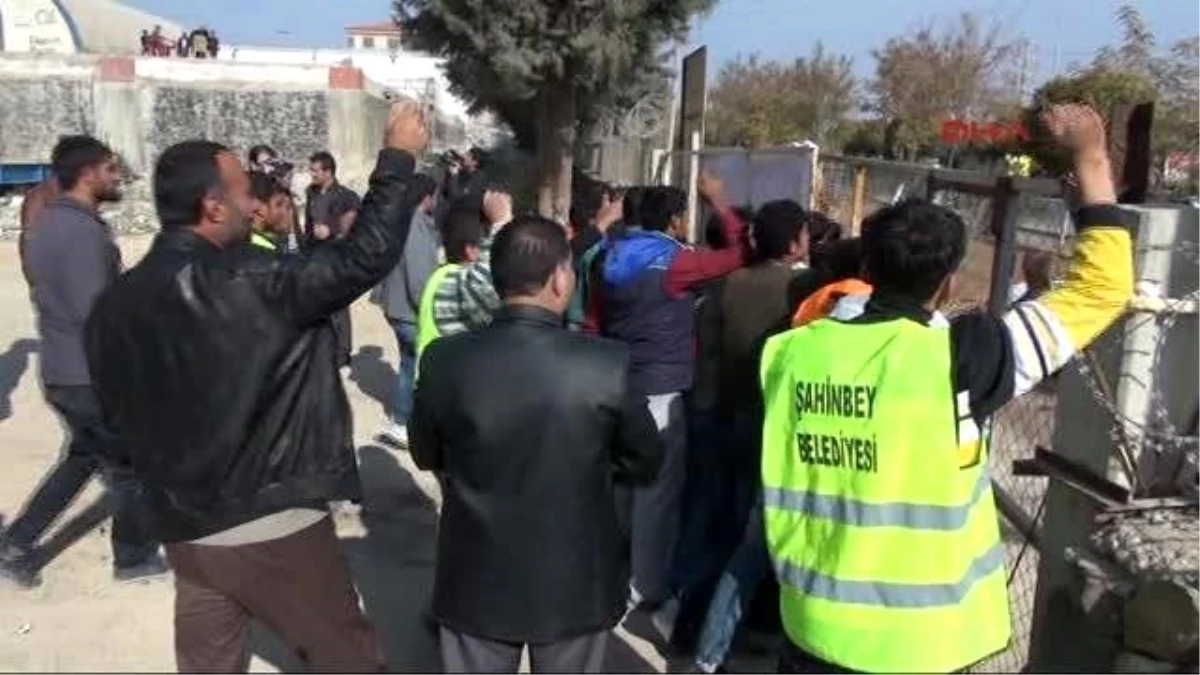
top-left (0, 544), bottom-right (41, 589)
top-left (113, 553), bottom-right (169, 583)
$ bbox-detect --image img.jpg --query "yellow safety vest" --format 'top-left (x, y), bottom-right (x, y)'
top-left (250, 231), bottom-right (278, 252)
top-left (415, 263), bottom-right (461, 377)
top-left (760, 317), bottom-right (1010, 673)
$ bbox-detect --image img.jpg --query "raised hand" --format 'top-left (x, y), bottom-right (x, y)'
top-left (1042, 103), bottom-right (1106, 155)
top-left (482, 190), bottom-right (513, 227)
top-left (385, 98), bottom-right (429, 156)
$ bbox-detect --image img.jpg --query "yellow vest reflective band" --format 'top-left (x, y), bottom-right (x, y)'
top-left (760, 317), bottom-right (1010, 673)
top-left (250, 231), bottom-right (278, 251)
top-left (416, 263), bottom-right (461, 372)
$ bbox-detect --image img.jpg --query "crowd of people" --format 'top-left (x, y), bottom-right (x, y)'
top-left (140, 25), bottom-right (220, 59)
top-left (0, 99), bottom-right (1133, 675)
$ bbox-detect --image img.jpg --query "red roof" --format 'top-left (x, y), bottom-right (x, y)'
top-left (345, 22), bottom-right (401, 35)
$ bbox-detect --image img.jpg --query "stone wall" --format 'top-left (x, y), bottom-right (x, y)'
top-left (0, 53), bottom-right (395, 236)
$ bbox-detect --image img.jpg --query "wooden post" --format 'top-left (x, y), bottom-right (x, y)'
top-left (849, 163), bottom-right (868, 236)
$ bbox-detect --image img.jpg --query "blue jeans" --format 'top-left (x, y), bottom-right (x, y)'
top-left (670, 406), bottom-right (729, 597)
top-left (694, 500), bottom-right (772, 672)
top-left (391, 320), bottom-right (418, 425)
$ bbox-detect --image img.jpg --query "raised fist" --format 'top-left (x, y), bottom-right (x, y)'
top-left (482, 190), bottom-right (513, 227)
top-left (385, 98), bottom-right (429, 156)
top-left (1042, 103), bottom-right (1106, 154)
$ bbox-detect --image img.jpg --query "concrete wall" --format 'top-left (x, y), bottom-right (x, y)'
top-left (0, 52), bottom-right (388, 190)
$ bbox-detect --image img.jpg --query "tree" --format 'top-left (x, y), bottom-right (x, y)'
top-left (1021, 4), bottom-right (1198, 183)
top-left (396, 0), bottom-right (714, 219)
top-left (868, 13), bottom-right (1024, 160)
top-left (705, 43), bottom-right (857, 148)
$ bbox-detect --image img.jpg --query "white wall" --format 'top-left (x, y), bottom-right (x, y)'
top-left (217, 43), bottom-right (471, 120)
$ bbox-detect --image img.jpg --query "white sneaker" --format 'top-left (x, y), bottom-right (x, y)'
top-left (377, 422), bottom-right (409, 449)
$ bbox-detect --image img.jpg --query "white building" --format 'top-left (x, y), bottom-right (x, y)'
top-left (219, 23), bottom-right (500, 148)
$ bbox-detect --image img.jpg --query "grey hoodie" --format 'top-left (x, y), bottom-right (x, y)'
top-left (380, 208), bottom-right (440, 323)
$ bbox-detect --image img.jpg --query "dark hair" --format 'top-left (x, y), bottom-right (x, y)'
top-left (442, 208), bottom-right (486, 263)
top-left (51, 135), bottom-right (114, 191)
top-left (703, 206), bottom-right (751, 250)
top-left (248, 171), bottom-right (290, 203)
top-left (621, 186), bottom-right (648, 227)
top-left (753, 199), bottom-right (808, 261)
top-left (807, 211), bottom-right (844, 269)
top-left (639, 186), bottom-right (687, 232)
top-left (309, 151), bottom-right (336, 175)
top-left (808, 212), bottom-right (843, 250)
top-left (413, 173), bottom-right (438, 202)
top-left (819, 237), bottom-right (864, 280)
top-left (248, 144), bottom-right (276, 166)
top-left (490, 215), bottom-right (571, 298)
top-left (861, 199), bottom-right (966, 300)
top-left (154, 140), bottom-right (230, 229)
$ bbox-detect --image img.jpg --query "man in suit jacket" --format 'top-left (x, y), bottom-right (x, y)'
top-left (411, 215), bottom-right (663, 674)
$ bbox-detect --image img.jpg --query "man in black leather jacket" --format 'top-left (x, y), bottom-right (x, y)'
top-left (411, 216), bottom-right (664, 674)
top-left (85, 103), bottom-right (429, 673)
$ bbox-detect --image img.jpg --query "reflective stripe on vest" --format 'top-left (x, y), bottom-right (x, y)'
top-left (250, 231), bottom-right (278, 251)
top-left (760, 317), bottom-right (1011, 673)
top-left (416, 263), bottom-right (461, 369)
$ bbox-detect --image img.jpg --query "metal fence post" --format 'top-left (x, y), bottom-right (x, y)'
top-left (987, 176), bottom-right (1020, 314)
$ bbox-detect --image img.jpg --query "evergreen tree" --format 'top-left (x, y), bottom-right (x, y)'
top-left (396, 0), bottom-right (714, 219)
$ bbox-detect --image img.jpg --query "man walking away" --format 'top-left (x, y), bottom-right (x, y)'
top-left (415, 207), bottom-right (488, 361)
top-left (376, 174), bottom-right (439, 448)
top-left (760, 104), bottom-right (1132, 673)
top-left (305, 150), bottom-right (361, 366)
top-left (593, 173), bottom-right (751, 616)
top-left (0, 136), bottom-right (162, 588)
top-left (690, 200), bottom-right (810, 673)
top-left (411, 216), bottom-right (663, 674)
top-left (85, 102), bottom-right (429, 673)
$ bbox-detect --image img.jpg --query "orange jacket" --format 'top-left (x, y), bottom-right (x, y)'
top-left (791, 278), bottom-right (873, 328)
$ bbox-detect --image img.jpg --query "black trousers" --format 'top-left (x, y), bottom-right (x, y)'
top-left (2, 385), bottom-right (157, 568)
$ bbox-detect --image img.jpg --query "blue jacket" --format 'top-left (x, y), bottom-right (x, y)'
top-left (601, 230), bottom-right (694, 396)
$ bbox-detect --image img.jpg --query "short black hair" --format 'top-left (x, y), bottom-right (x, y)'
top-left (248, 144), bottom-right (276, 166)
top-left (490, 215), bottom-right (571, 298)
top-left (413, 173), bottom-right (438, 202)
top-left (248, 171), bottom-right (290, 203)
top-left (51, 135), bottom-right (114, 191)
top-left (621, 186), bottom-right (648, 227)
top-left (861, 199), bottom-right (967, 301)
top-left (753, 199), bottom-right (808, 261)
top-left (639, 186), bottom-right (687, 232)
top-left (309, 151), bottom-right (336, 175)
top-left (442, 208), bottom-right (487, 263)
top-left (154, 140), bottom-right (230, 229)
top-left (819, 237), bottom-right (864, 280)
top-left (808, 212), bottom-right (843, 250)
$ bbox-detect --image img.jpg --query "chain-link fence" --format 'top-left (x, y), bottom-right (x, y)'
top-left (820, 153), bottom-right (1084, 667)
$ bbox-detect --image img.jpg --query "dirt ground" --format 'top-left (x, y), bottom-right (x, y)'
top-left (0, 236), bottom-right (678, 673)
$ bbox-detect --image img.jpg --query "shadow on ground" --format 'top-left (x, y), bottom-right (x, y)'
top-left (348, 346), bottom-right (397, 419)
top-left (0, 338), bottom-right (37, 421)
top-left (250, 443), bottom-right (440, 672)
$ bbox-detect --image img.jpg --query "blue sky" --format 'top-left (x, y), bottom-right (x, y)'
top-left (126, 0), bottom-right (1198, 84)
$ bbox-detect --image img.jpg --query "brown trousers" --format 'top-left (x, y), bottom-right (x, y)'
top-left (165, 517), bottom-right (384, 673)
